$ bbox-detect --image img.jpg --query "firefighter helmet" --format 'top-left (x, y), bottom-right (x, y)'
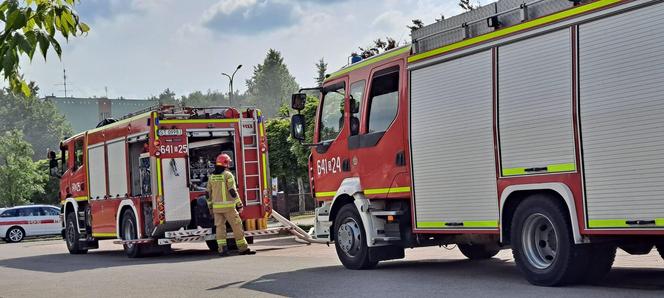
top-left (216, 153), bottom-right (232, 167)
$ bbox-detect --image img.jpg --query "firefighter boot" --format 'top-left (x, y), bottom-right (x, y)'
top-left (238, 248), bottom-right (256, 255)
top-left (219, 246), bottom-right (230, 257)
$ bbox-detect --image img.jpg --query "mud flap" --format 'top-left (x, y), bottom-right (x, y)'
top-left (369, 245), bottom-right (404, 262)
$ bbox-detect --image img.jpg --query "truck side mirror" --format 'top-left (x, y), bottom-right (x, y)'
top-left (291, 114), bottom-right (306, 141)
top-left (291, 93), bottom-right (306, 111)
top-left (47, 150), bottom-right (60, 178)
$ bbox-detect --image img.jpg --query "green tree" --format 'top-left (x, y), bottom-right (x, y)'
top-left (0, 130), bottom-right (47, 207)
top-left (265, 118), bottom-right (299, 180)
top-left (0, 88), bottom-right (73, 159)
top-left (246, 49), bottom-right (299, 118)
top-left (154, 88), bottom-right (177, 105)
top-left (314, 58), bottom-right (327, 87)
top-left (1, 0), bottom-right (90, 96)
top-left (31, 159), bottom-right (59, 204)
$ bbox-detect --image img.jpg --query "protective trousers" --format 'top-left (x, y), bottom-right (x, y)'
top-left (214, 207), bottom-right (248, 252)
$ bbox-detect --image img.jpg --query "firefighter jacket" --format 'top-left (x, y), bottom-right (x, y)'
top-left (206, 170), bottom-right (243, 212)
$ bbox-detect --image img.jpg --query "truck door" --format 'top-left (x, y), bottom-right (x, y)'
top-left (311, 79), bottom-right (351, 200)
top-left (353, 63), bottom-right (408, 197)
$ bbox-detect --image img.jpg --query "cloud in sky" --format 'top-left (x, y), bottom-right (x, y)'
top-left (21, 0), bottom-right (463, 99)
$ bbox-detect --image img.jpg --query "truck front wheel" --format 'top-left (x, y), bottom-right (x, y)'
top-left (65, 212), bottom-right (87, 254)
top-left (122, 209), bottom-right (143, 258)
top-left (333, 204), bottom-right (377, 270)
top-left (511, 195), bottom-right (586, 286)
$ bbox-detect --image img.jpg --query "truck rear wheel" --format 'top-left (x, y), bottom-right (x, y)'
top-left (582, 243), bottom-right (616, 284)
top-left (511, 195), bottom-right (586, 286)
top-left (122, 209), bottom-right (144, 258)
top-left (65, 212), bottom-right (87, 254)
top-left (458, 243), bottom-right (500, 260)
top-left (333, 204), bottom-right (377, 270)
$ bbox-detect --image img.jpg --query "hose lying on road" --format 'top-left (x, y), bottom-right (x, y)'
top-left (271, 211), bottom-right (331, 245)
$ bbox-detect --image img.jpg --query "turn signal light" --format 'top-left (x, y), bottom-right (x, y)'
top-left (387, 215), bottom-right (395, 223)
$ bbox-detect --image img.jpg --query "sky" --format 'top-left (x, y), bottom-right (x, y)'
top-left (22, 0), bottom-right (463, 99)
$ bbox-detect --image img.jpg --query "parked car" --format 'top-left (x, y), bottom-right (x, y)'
top-left (0, 205), bottom-right (61, 243)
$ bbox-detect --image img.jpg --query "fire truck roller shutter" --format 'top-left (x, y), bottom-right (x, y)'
top-left (498, 28), bottom-right (576, 177)
top-left (107, 138), bottom-right (129, 198)
top-left (88, 144), bottom-right (107, 200)
top-left (161, 158), bottom-right (191, 224)
top-left (580, 4), bottom-right (664, 229)
top-left (410, 50), bottom-right (499, 229)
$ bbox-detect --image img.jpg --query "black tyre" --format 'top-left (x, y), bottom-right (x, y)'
top-left (121, 209), bottom-right (143, 258)
top-left (333, 204), bottom-right (378, 270)
top-left (65, 212), bottom-right (87, 254)
top-left (582, 243), bottom-right (616, 284)
top-left (5, 226), bottom-right (25, 243)
top-left (511, 195), bottom-right (587, 286)
top-left (458, 243), bottom-right (500, 260)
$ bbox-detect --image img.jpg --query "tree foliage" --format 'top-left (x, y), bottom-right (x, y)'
top-left (1, 0), bottom-right (89, 96)
top-left (0, 130), bottom-right (47, 207)
top-left (0, 87), bottom-right (73, 159)
top-left (314, 58), bottom-right (327, 87)
top-left (246, 49), bottom-right (299, 117)
top-left (459, 0), bottom-right (478, 11)
top-left (265, 117), bottom-right (298, 181)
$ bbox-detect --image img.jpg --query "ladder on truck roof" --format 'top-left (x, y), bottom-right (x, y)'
top-left (239, 110), bottom-right (263, 206)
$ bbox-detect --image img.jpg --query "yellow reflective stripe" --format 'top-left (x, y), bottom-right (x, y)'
top-left (364, 186), bottom-right (411, 195)
top-left (315, 191), bottom-right (336, 198)
top-left (417, 220), bottom-right (498, 228)
top-left (262, 153), bottom-right (268, 189)
top-left (502, 163), bottom-right (576, 176)
top-left (234, 198), bottom-right (242, 205)
top-left (74, 196), bottom-right (89, 202)
top-left (236, 238), bottom-right (247, 245)
top-left (217, 239), bottom-right (227, 245)
top-left (213, 203), bottom-right (236, 209)
top-left (589, 219), bottom-right (664, 228)
top-left (159, 119), bottom-right (239, 124)
top-left (409, 0), bottom-right (622, 63)
top-left (547, 163), bottom-right (576, 173)
top-left (327, 46), bottom-right (411, 81)
top-left (156, 158), bottom-right (163, 195)
top-left (92, 232), bottom-right (117, 238)
top-left (417, 221), bottom-right (445, 228)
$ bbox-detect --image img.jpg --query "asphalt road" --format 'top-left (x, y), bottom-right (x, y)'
top-left (0, 237), bottom-right (663, 297)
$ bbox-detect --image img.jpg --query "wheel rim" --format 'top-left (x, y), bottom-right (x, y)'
top-left (66, 219), bottom-right (76, 246)
top-left (124, 219), bottom-right (135, 249)
top-left (337, 217), bottom-right (362, 257)
top-left (522, 213), bottom-right (558, 270)
top-left (9, 229), bottom-right (23, 242)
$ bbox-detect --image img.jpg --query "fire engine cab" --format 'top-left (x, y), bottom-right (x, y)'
top-left (291, 0), bottom-right (664, 286)
top-left (49, 106), bottom-right (271, 257)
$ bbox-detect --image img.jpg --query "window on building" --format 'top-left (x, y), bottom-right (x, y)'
top-left (318, 84), bottom-right (346, 142)
top-left (367, 67), bottom-right (399, 133)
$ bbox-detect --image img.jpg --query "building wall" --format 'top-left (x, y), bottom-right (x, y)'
top-left (46, 97), bottom-right (157, 133)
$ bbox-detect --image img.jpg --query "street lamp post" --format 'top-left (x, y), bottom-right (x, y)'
top-left (222, 64), bottom-right (242, 107)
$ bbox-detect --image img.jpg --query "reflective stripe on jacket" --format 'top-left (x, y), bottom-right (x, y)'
top-left (206, 170), bottom-right (242, 210)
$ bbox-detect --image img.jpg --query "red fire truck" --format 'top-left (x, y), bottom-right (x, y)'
top-left (290, 0), bottom-right (664, 286)
top-left (49, 106), bottom-right (271, 257)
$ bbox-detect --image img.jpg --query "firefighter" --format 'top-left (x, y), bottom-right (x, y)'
top-left (206, 153), bottom-right (255, 256)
